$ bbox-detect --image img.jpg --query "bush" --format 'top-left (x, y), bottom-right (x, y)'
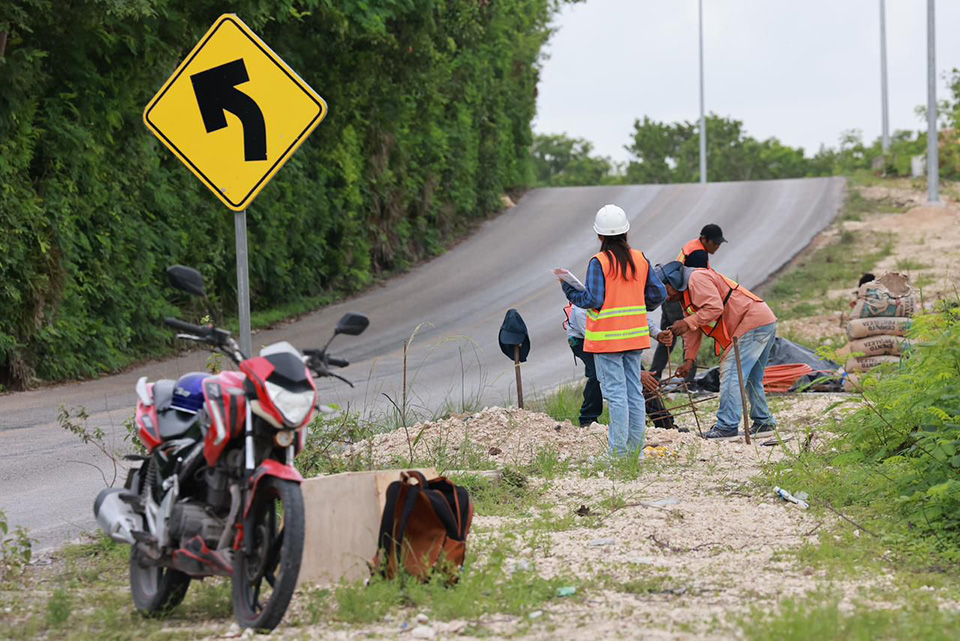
top-left (770, 304), bottom-right (960, 560)
top-left (0, 509), bottom-right (32, 583)
top-left (0, 0), bottom-right (567, 387)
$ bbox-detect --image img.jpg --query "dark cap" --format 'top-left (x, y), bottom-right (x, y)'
top-left (498, 309), bottom-right (530, 362)
top-left (700, 223), bottom-right (727, 244)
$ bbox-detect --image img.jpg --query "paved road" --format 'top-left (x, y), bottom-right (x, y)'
top-left (0, 177), bottom-right (844, 549)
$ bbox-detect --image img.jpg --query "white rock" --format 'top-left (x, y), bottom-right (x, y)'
top-left (587, 538), bottom-right (616, 547)
top-left (529, 610), bottom-right (543, 619)
top-left (225, 623), bottom-right (242, 638)
top-left (411, 625), bottom-right (436, 639)
top-left (627, 556), bottom-right (656, 565)
top-left (416, 612), bottom-right (430, 624)
top-left (648, 498), bottom-right (679, 507)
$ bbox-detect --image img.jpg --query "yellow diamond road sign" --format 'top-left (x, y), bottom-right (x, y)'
top-left (144, 14), bottom-right (327, 211)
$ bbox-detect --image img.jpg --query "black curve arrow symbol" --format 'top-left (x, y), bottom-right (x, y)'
top-left (190, 59), bottom-right (267, 162)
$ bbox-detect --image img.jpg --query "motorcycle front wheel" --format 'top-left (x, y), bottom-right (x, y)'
top-left (130, 548), bottom-right (191, 616)
top-left (232, 477), bottom-right (305, 631)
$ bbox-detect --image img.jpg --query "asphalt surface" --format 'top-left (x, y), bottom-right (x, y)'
top-left (0, 177), bottom-right (844, 549)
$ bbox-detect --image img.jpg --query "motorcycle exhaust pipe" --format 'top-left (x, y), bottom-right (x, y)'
top-left (93, 488), bottom-right (141, 545)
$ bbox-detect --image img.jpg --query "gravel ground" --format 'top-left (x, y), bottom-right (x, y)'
top-left (272, 394), bottom-right (891, 640)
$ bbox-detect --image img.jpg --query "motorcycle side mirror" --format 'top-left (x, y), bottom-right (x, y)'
top-left (335, 312), bottom-right (369, 336)
top-left (166, 265), bottom-right (206, 298)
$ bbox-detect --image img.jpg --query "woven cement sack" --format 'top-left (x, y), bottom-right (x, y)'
top-left (837, 335), bottom-right (908, 358)
top-left (851, 272), bottom-right (919, 319)
top-left (845, 355), bottom-right (901, 373)
top-left (846, 317), bottom-right (912, 340)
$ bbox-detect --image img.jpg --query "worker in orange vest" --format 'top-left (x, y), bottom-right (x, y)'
top-left (560, 205), bottom-right (671, 456)
top-left (656, 260), bottom-right (778, 440)
top-left (651, 224), bottom-right (726, 381)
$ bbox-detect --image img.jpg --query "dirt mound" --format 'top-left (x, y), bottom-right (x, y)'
top-left (349, 406), bottom-right (701, 467)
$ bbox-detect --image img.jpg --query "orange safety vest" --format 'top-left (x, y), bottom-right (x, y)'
top-left (584, 250), bottom-right (651, 353)
top-left (676, 238), bottom-right (710, 268)
top-left (682, 269), bottom-right (764, 356)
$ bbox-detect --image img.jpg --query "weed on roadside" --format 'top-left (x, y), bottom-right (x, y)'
top-left (0, 509), bottom-right (33, 584)
top-left (736, 590), bottom-right (960, 641)
top-left (309, 540), bottom-right (576, 628)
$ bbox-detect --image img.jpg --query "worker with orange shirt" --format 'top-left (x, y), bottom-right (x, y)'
top-left (655, 260), bottom-right (777, 440)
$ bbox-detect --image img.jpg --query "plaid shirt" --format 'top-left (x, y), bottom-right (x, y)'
top-left (562, 256), bottom-right (666, 313)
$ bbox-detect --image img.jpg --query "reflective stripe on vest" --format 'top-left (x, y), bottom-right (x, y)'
top-left (587, 305), bottom-right (647, 321)
top-left (583, 249), bottom-right (651, 353)
top-left (676, 238), bottom-right (709, 267)
top-left (683, 270), bottom-right (764, 356)
top-left (584, 326), bottom-right (651, 342)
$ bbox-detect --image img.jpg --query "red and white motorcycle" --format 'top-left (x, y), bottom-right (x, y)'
top-left (94, 265), bottom-right (367, 630)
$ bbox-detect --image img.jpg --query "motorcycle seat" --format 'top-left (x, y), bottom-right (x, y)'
top-left (157, 408), bottom-right (200, 440)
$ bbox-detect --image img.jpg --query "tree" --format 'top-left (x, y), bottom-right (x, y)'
top-left (530, 133), bottom-right (620, 186)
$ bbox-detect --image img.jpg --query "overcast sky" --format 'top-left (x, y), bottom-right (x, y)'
top-left (535, 0), bottom-right (960, 163)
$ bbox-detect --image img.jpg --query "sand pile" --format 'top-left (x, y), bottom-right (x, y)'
top-left (347, 406), bottom-right (704, 467)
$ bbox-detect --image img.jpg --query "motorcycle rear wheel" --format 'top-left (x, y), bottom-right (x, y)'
top-left (232, 477), bottom-right (304, 631)
top-left (130, 548), bottom-right (191, 617)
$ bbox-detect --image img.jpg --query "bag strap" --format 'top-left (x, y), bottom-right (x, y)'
top-left (449, 480), bottom-right (463, 535)
top-left (403, 470), bottom-right (429, 486)
top-left (376, 481), bottom-right (404, 555)
top-left (391, 484), bottom-right (421, 564)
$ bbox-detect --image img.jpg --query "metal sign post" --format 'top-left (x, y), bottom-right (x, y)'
top-left (234, 210), bottom-right (252, 356)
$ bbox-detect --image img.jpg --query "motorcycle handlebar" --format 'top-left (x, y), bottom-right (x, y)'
top-left (327, 356), bottom-right (350, 368)
top-left (164, 317), bottom-right (209, 336)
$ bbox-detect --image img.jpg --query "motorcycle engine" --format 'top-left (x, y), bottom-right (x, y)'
top-left (169, 502), bottom-right (224, 546)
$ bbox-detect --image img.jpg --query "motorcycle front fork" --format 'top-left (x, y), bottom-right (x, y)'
top-left (240, 402), bottom-right (295, 554)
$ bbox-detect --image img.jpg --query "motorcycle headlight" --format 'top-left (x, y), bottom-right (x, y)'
top-left (265, 381), bottom-right (315, 426)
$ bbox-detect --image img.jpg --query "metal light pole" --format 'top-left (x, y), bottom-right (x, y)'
top-left (926, 0), bottom-right (939, 204)
top-left (698, 0), bottom-right (707, 183)
top-left (879, 0), bottom-right (890, 153)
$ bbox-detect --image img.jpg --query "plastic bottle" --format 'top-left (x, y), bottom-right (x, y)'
top-left (774, 486), bottom-right (809, 509)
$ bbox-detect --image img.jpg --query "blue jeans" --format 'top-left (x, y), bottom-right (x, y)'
top-left (717, 322), bottom-right (777, 430)
top-left (594, 350), bottom-right (646, 456)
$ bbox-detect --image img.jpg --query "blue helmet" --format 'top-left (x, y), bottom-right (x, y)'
top-left (171, 372), bottom-right (209, 415)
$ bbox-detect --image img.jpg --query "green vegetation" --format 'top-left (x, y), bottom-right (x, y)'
top-left (1, 534), bottom-right (232, 640)
top-left (312, 548), bottom-right (573, 626)
top-left (765, 305), bottom-right (960, 564)
top-left (0, 508), bottom-right (32, 582)
top-left (626, 114), bottom-right (817, 184)
top-left (0, 0), bottom-right (571, 388)
top-left (737, 591), bottom-right (960, 641)
top-left (530, 133), bottom-right (620, 186)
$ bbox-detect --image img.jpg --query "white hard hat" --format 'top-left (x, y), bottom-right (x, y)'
top-left (593, 204), bottom-right (630, 236)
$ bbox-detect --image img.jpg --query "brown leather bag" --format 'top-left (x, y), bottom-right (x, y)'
top-left (373, 470), bottom-right (473, 582)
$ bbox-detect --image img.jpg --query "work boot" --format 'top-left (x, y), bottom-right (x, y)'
top-left (750, 421), bottom-right (775, 435)
top-left (702, 425), bottom-right (740, 440)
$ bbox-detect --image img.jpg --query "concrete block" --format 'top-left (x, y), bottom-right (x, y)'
top-left (298, 468), bottom-right (436, 586)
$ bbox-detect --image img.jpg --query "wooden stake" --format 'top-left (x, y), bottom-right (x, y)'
top-left (514, 345), bottom-right (524, 409)
top-left (732, 337), bottom-right (751, 445)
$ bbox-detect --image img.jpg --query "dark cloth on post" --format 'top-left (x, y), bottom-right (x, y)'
top-left (569, 337), bottom-right (603, 426)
